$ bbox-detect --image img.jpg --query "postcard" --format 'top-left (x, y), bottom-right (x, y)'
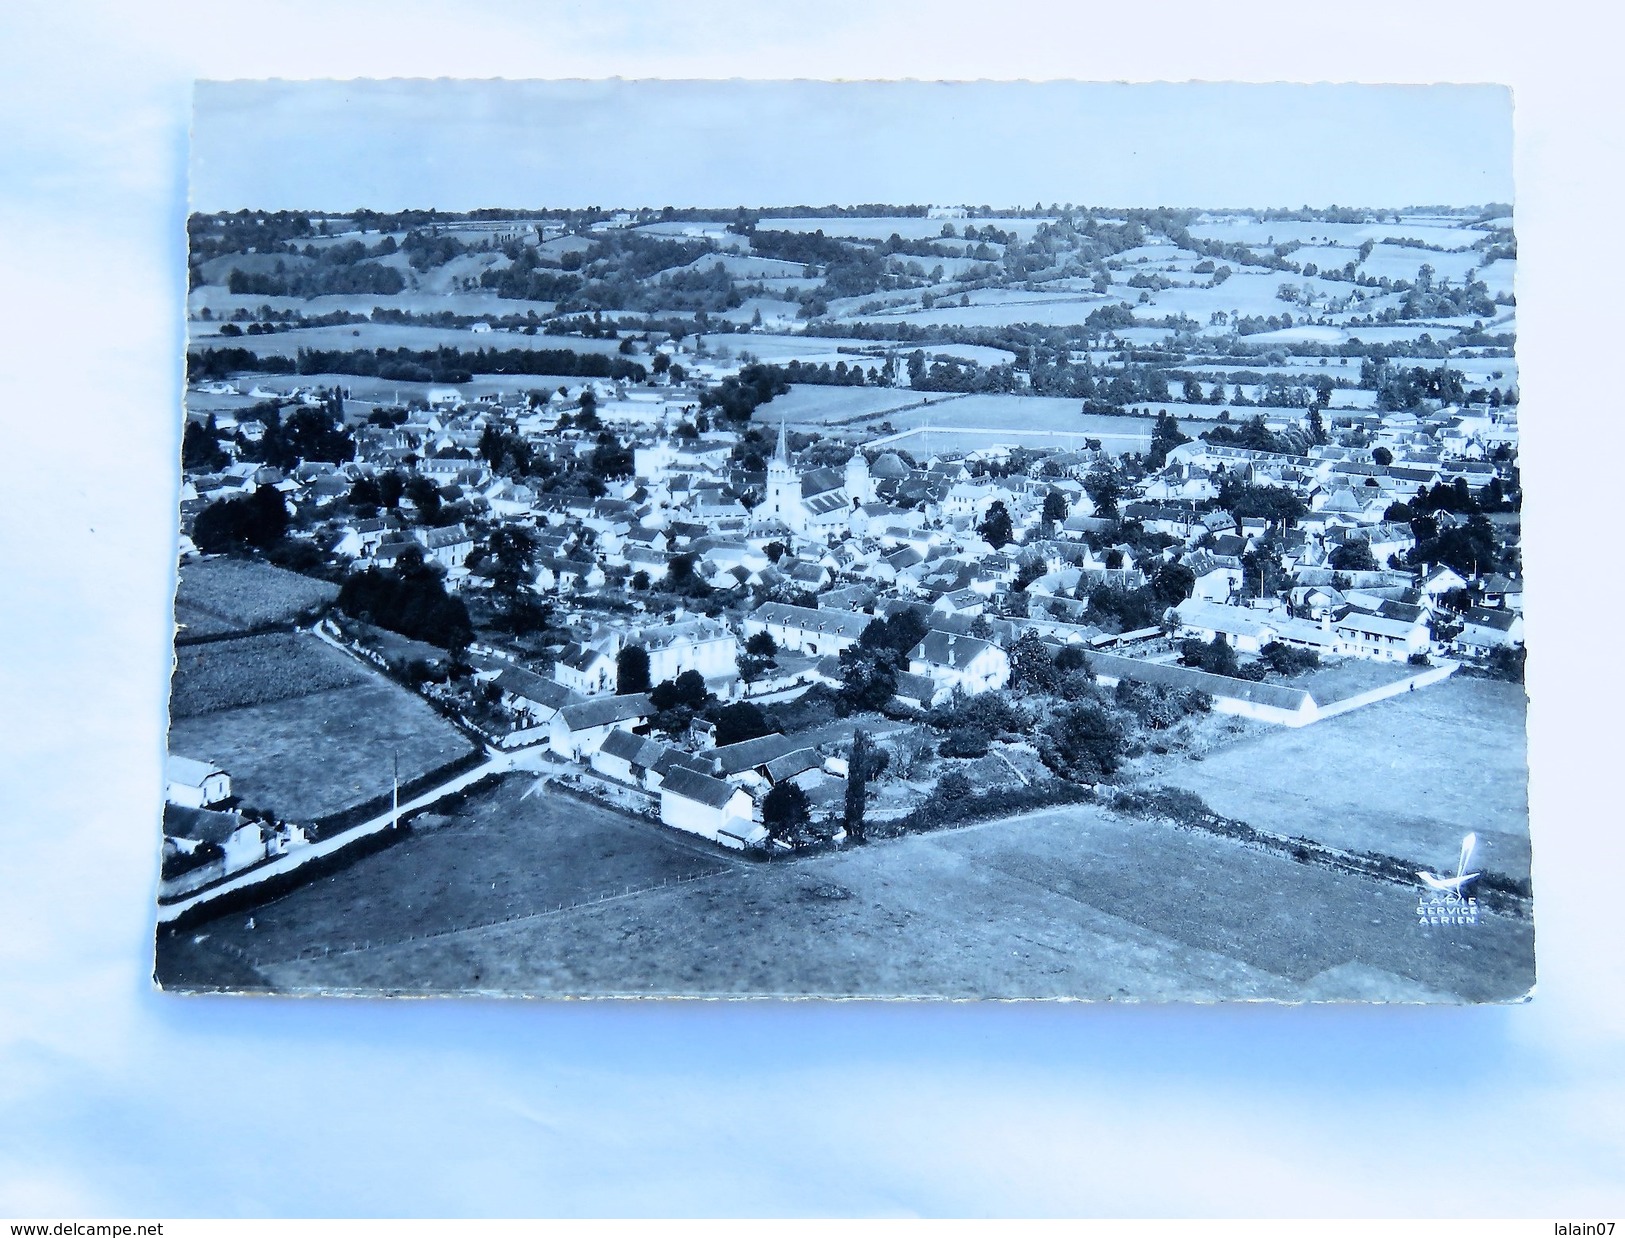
top-left (156, 80), bottom-right (1531, 1000)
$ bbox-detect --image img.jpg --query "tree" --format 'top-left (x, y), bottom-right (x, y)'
top-left (977, 500), bottom-right (1014, 549)
top-left (939, 726), bottom-right (991, 758)
top-left (840, 610), bottom-right (929, 712)
top-left (763, 781), bottom-right (811, 845)
top-left (1147, 410), bottom-right (1191, 468)
top-left (1372, 446), bottom-right (1394, 467)
top-left (589, 432), bottom-right (633, 479)
top-left (650, 669), bottom-right (708, 712)
top-left (838, 644), bottom-right (899, 713)
top-left (192, 486), bottom-right (289, 553)
top-left (736, 653), bottom-right (773, 686)
top-left (860, 610), bottom-right (929, 658)
top-left (1038, 701), bottom-right (1126, 783)
top-left (845, 728), bottom-right (874, 843)
top-left (1082, 469), bottom-right (1122, 519)
top-left (1485, 646), bottom-right (1526, 683)
top-left (745, 631), bottom-right (778, 657)
top-left (616, 645), bottom-right (651, 694)
top-left (1149, 560), bottom-right (1197, 608)
top-left (1180, 634), bottom-right (1239, 676)
top-left (403, 474), bottom-right (443, 524)
top-left (714, 700), bottom-right (774, 747)
top-left (336, 560), bottom-right (473, 654)
top-left (182, 415), bottom-right (229, 472)
top-left (1306, 407), bottom-right (1327, 445)
top-left (486, 525), bottom-right (537, 598)
top-left (1054, 644), bottom-right (1093, 676)
top-left (663, 552), bottom-right (711, 597)
top-left (483, 526), bottom-right (550, 635)
top-left (1259, 640), bottom-right (1320, 677)
top-left (1328, 538), bottom-right (1377, 571)
top-left (1007, 630), bottom-right (1062, 694)
top-left (1042, 490), bottom-right (1069, 525)
top-left (258, 405), bottom-right (353, 469)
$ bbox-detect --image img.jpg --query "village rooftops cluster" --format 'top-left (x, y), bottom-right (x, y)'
top-left (178, 348), bottom-right (1521, 856)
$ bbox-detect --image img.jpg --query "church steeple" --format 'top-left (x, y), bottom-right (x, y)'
top-left (765, 410), bottom-right (797, 528)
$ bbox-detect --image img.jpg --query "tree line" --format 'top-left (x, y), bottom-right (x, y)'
top-left (187, 345), bottom-right (648, 386)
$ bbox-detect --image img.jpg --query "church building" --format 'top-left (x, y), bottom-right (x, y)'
top-left (759, 416), bottom-right (873, 538)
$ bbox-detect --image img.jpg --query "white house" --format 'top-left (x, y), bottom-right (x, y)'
top-left (494, 666), bottom-right (580, 728)
top-left (551, 643), bottom-right (616, 696)
top-left (1183, 550), bottom-right (1242, 603)
top-left (159, 804), bottom-right (267, 898)
top-left (415, 523), bottom-right (476, 570)
top-left (590, 728), bottom-right (667, 785)
top-left (743, 602), bottom-right (873, 658)
top-left (607, 616), bottom-right (739, 687)
top-left (1420, 565), bottom-right (1469, 598)
top-left (548, 693), bottom-right (654, 761)
top-left (1172, 599), bottom-right (1277, 654)
top-left (1457, 606), bottom-right (1524, 653)
top-left (533, 556), bottom-right (607, 595)
top-left (906, 631), bottom-right (1010, 696)
top-left (165, 755), bottom-right (231, 809)
top-left (658, 767), bottom-right (764, 851)
top-left (1333, 611), bottom-right (1432, 661)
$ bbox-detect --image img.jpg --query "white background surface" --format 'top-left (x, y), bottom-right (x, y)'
top-left (1, 0), bottom-right (1621, 1218)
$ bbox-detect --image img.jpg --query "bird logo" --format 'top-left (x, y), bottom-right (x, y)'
top-left (1418, 833), bottom-right (1480, 899)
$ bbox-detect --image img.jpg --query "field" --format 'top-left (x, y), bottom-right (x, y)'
top-left (186, 372), bottom-right (586, 417)
top-left (166, 675), bottom-right (478, 823)
top-left (698, 332), bottom-right (1016, 369)
top-left (154, 775), bottom-right (733, 992)
top-left (863, 395), bottom-right (1225, 449)
top-left (763, 215), bottom-right (1057, 241)
top-left (187, 321), bottom-right (633, 358)
top-left (1188, 216), bottom-right (1489, 249)
top-left (1341, 325), bottom-right (1465, 344)
top-left (188, 286), bottom-right (561, 321)
top-left (1140, 270), bottom-right (1350, 322)
top-left (1477, 258), bottom-right (1516, 298)
top-left (853, 264), bottom-right (1369, 332)
top-left (1153, 676), bottom-right (1530, 881)
top-left (159, 790), bottom-right (1533, 1001)
top-left (668, 253), bottom-right (808, 280)
top-left (1357, 244), bottom-right (1482, 284)
top-left (1448, 356), bottom-right (1518, 387)
top-left (1286, 656), bottom-right (1418, 704)
top-left (170, 632), bottom-right (366, 718)
top-left (710, 297), bottom-right (804, 326)
top-left (173, 557), bottom-right (340, 634)
top-left (749, 384), bottom-right (964, 429)
top-left (867, 296), bottom-right (1112, 330)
